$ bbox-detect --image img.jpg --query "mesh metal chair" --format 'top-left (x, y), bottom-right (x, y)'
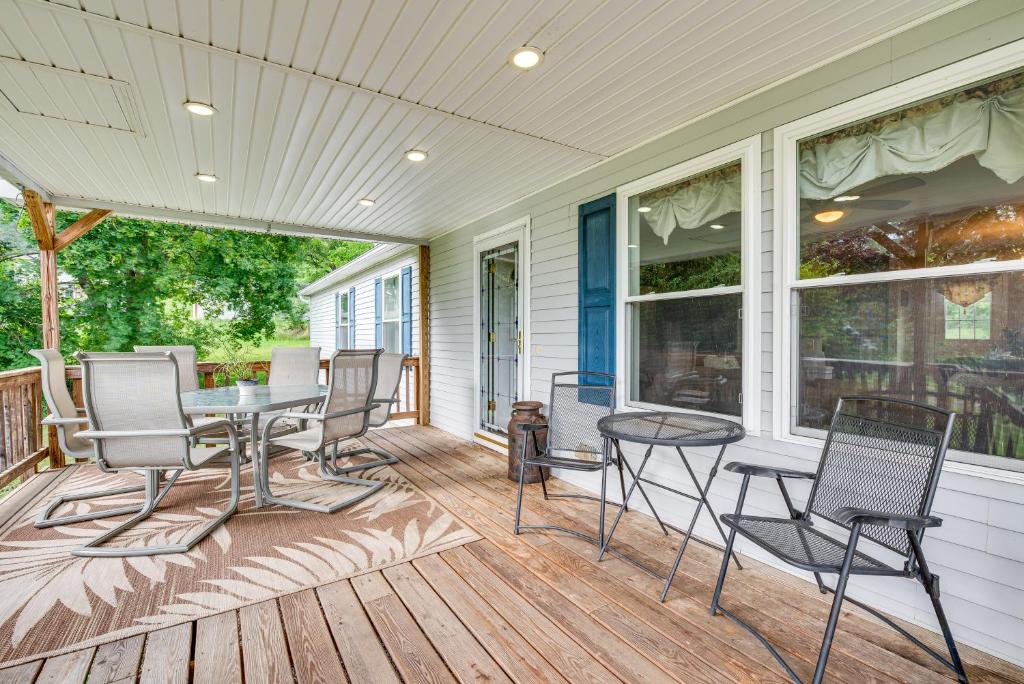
top-left (328, 352), bottom-right (405, 473)
top-left (29, 349), bottom-right (148, 528)
top-left (710, 396), bottom-right (967, 684)
top-left (513, 371), bottom-right (627, 548)
top-left (268, 346), bottom-right (322, 386)
top-left (257, 349), bottom-right (385, 513)
top-left (74, 352), bottom-right (242, 558)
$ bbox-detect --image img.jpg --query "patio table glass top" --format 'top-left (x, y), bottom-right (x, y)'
top-left (179, 384), bottom-right (327, 415)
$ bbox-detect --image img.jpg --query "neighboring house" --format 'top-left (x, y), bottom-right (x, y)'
top-left (300, 244), bottom-right (419, 358)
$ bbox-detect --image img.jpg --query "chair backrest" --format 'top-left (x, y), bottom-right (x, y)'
top-left (807, 396), bottom-right (956, 558)
top-left (545, 372), bottom-right (616, 455)
top-left (319, 349), bottom-right (381, 445)
top-left (133, 345), bottom-right (198, 392)
top-left (29, 349), bottom-right (92, 457)
top-left (79, 352), bottom-right (192, 469)
top-left (269, 346), bottom-right (322, 386)
top-left (369, 353), bottom-right (406, 426)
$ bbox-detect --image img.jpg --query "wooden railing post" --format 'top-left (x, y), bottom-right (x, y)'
top-left (418, 244), bottom-right (430, 426)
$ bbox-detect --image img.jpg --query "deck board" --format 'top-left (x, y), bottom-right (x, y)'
top-left (1, 425), bottom-right (1021, 683)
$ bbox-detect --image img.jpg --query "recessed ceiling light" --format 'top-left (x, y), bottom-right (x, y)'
top-left (358, 198), bottom-right (375, 207)
top-left (814, 210), bottom-right (845, 223)
top-left (508, 46), bottom-right (544, 70)
top-left (195, 172), bottom-right (218, 183)
top-left (834, 194), bottom-right (860, 202)
top-left (405, 149), bottom-right (428, 162)
top-left (710, 223), bottom-right (725, 230)
top-left (184, 101), bottom-right (216, 116)
top-left (637, 206), bottom-right (651, 213)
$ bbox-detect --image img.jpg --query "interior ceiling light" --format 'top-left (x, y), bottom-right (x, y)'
top-left (508, 46), bottom-right (544, 70)
top-left (183, 101), bottom-right (216, 116)
top-left (814, 209), bottom-right (845, 223)
top-left (710, 223), bottom-right (725, 230)
top-left (405, 149), bottom-right (428, 162)
top-left (358, 198), bottom-right (375, 207)
top-left (637, 206), bottom-right (651, 213)
top-left (834, 194), bottom-right (860, 202)
top-left (195, 173), bottom-right (218, 183)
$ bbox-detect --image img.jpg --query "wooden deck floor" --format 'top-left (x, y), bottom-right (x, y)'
top-left (1, 425), bottom-right (1022, 684)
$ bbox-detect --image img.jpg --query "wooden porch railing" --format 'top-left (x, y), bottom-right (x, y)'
top-left (0, 355), bottom-right (421, 494)
top-left (0, 367), bottom-right (48, 490)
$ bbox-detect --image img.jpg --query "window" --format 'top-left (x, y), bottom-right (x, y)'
top-left (617, 137), bottom-right (760, 428)
top-left (335, 291), bottom-right (350, 349)
top-left (381, 272), bottom-right (400, 353)
top-left (777, 57), bottom-right (1024, 469)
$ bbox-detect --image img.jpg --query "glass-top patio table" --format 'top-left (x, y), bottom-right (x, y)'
top-left (180, 384), bottom-right (327, 508)
top-left (597, 411), bottom-right (746, 601)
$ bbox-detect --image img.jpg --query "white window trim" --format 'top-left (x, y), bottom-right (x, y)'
top-left (380, 269), bottom-right (401, 352)
top-left (772, 38), bottom-right (1024, 473)
top-left (336, 290), bottom-right (350, 349)
top-left (615, 135), bottom-right (762, 432)
top-left (471, 216), bottom-right (532, 450)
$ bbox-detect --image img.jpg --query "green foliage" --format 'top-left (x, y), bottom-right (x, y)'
top-left (638, 252), bottom-right (740, 294)
top-left (213, 342), bottom-right (258, 384)
top-left (0, 198), bottom-right (368, 370)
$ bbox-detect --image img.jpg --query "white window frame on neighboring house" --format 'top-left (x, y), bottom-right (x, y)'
top-left (335, 290), bottom-right (350, 350)
top-left (380, 268), bottom-right (402, 353)
top-left (772, 38), bottom-right (1024, 475)
top-left (615, 135), bottom-right (762, 432)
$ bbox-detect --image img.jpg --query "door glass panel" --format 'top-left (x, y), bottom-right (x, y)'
top-left (480, 241), bottom-right (520, 434)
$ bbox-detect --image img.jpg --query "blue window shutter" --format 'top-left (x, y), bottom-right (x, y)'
top-left (374, 277), bottom-right (383, 348)
top-left (401, 266), bottom-right (413, 355)
top-left (578, 194), bottom-right (616, 389)
top-left (348, 286), bottom-right (356, 348)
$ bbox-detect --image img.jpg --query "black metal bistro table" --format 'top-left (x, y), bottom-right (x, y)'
top-left (597, 411), bottom-right (745, 601)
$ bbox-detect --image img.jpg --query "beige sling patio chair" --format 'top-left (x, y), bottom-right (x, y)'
top-left (133, 345), bottom-right (198, 391)
top-left (29, 349), bottom-right (149, 529)
top-left (268, 346), bottom-right (322, 386)
top-left (257, 348), bottom-right (385, 514)
top-left (74, 351), bottom-right (242, 558)
top-left (328, 352), bottom-right (405, 473)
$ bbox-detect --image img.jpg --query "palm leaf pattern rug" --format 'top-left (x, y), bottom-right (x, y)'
top-left (0, 446), bottom-right (479, 666)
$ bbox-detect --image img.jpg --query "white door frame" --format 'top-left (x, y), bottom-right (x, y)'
top-left (472, 215), bottom-right (531, 451)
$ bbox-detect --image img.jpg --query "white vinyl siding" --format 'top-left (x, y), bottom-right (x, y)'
top-left (304, 249), bottom-right (419, 358)
top-left (427, 3), bottom-right (1024, 667)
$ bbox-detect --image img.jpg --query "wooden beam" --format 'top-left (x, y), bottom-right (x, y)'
top-left (24, 189), bottom-right (54, 250)
top-left (39, 248), bottom-right (59, 350)
top-left (418, 244), bottom-right (430, 426)
top-left (53, 208), bottom-right (112, 251)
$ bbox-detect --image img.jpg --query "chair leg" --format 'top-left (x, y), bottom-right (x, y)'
top-left (35, 482), bottom-right (147, 529)
top-left (323, 444), bottom-right (397, 475)
top-left (72, 464), bottom-right (236, 558)
top-left (910, 532), bottom-right (969, 683)
top-left (513, 435), bottom-right (529, 534)
top-left (259, 443), bottom-right (385, 514)
top-left (598, 438), bottom-right (609, 551)
top-left (811, 525), bottom-right (861, 684)
top-left (711, 474), bottom-right (749, 616)
top-left (616, 454), bottom-right (628, 513)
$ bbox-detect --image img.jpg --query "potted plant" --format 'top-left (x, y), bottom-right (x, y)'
top-left (215, 348), bottom-right (259, 394)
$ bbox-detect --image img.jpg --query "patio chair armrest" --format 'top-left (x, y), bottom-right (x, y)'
top-left (78, 428), bottom-right (193, 439)
top-left (281, 404), bottom-right (382, 422)
top-left (833, 507), bottom-right (942, 530)
top-left (187, 419), bottom-right (236, 437)
top-left (725, 462), bottom-right (816, 480)
top-left (41, 414), bottom-right (90, 426)
top-left (521, 423), bottom-right (547, 433)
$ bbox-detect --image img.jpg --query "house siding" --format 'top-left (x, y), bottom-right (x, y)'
top-left (426, 0), bottom-right (1024, 666)
top-left (305, 249), bottom-right (420, 358)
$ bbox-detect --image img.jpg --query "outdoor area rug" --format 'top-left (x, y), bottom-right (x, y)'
top-left (0, 445), bottom-right (479, 666)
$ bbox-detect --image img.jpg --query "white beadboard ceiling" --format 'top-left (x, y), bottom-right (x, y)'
top-left (0, 0), bottom-right (967, 243)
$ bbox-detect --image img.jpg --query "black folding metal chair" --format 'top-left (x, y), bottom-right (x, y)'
top-left (512, 371), bottom-right (628, 548)
top-left (710, 396), bottom-right (968, 684)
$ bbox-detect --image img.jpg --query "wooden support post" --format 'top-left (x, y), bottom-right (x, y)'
top-left (418, 244), bottom-right (430, 426)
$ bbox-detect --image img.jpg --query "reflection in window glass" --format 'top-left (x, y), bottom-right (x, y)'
top-left (383, 275), bottom-right (400, 318)
top-left (794, 272), bottom-right (1024, 460)
top-left (798, 71), bottom-right (1024, 280)
top-left (629, 162), bottom-right (741, 296)
top-left (945, 291), bottom-right (991, 341)
top-left (631, 294), bottom-right (742, 416)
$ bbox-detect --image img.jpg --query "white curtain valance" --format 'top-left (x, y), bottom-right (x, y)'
top-left (799, 86), bottom-right (1024, 200)
top-left (641, 174), bottom-right (741, 245)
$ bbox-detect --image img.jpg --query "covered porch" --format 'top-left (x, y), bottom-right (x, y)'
top-left (0, 425), bottom-right (1020, 684)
